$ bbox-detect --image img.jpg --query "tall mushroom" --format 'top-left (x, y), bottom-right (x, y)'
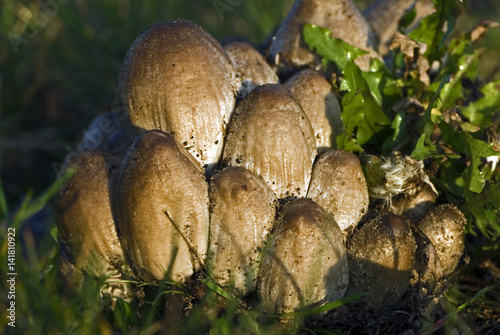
top-left (114, 20), bottom-right (239, 173)
top-left (114, 130), bottom-right (210, 282)
top-left (223, 84), bottom-right (316, 199)
top-left (207, 166), bottom-right (278, 296)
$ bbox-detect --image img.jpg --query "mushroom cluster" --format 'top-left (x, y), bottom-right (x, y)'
top-left (54, 0), bottom-right (466, 321)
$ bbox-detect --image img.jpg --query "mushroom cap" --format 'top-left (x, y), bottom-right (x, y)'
top-left (53, 149), bottom-right (125, 275)
top-left (307, 149), bottom-right (369, 231)
top-left (346, 213), bottom-right (417, 307)
top-left (257, 198), bottom-right (348, 314)
top-left (207, 166), bottom-right (278, 296)
top-left (78, 110), bottom-right (133, 156)
top-left (114, 20), bottom-right (239, 172)
top-left (223, 84), bottom-right (317, 199)
top-left (114, 130), bottom-right (209, 282)
top-left (417, 204), bottom-right (466, 278)
top-left (224, 41), bottom-right (279, 98)
top-left (268, 0), bottom-right (378, 73)
top-left (284, 69), bottom-right (342, 150)
top-left (392, 183), bottom-right (437, 224)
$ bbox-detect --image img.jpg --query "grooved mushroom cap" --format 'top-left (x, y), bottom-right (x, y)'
top-left (114, 130), bottom-right (209, 282)
top-left (284, 69), bottom-right (342, 150)
top-left (223, 84), bottom-right (317, 199)
top-left (207, 166), bottom-right (278, 296)
top-left (346, 213), bottom-right (417, 307)
top-left (257, 198), bottom-right (348, 314)
top-left (114, 20), bottom-right (239, 172)
top-left (224, 41), bottom-right (279, 98)
top-left (417, 204), bottom-right (466, 278)
top-left (53, 149), bottom-right (125, 275)
top-left (268, 0), bottom-right (378, 73)
top-left (307, 149), bottom-right (369, 231)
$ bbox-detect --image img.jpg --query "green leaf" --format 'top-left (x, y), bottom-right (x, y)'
top-left (439, 121), bottom-right (499, 193)
top-left (411, 134), bottom-right (438, 160)
top-left (462, 79), bottom-right (500, 127)
top-left (382, 112), bottom-right (407, 152)
top-left (419, 74), bottom-right (451, 143)
top-left (337, 62), bottom-right (391, 151)
top-left (409, 0), bottom-right (461, 63)
top-left (464, 182), bottom-right (500, 239)
top-left (199, 278), bottom-right (241, 305)
top-left (361, 58), bottom-right (403, 110)
top-left (303, 24), bottom-right (368, 71)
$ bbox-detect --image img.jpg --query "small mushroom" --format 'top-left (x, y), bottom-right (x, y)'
top-left (307, 149), bottom-right (369, 232)
top-left (392, 183), bottom-right (437, 223)
top-left (223, 84), bottom-right (317, 199)
top-left (114, 20), bottom-right (239, 173)
top-left (346, 213), bottom-right (417, 308)
top-left (268, 0), bottom-right (378, 74)
top-left (53, 149), bottom-right (125, 275)
top-left (257, 198), bottom-right (348, 315)
top-left (284, 69), bottom-right (343, 150)
top-left (207, 166), bottom-right (278, 296)
top-left (114, 130), bottom-right (209, 282)
top-left (417, 204), bottom-right (466, 278)
top-left (78, 110), bottom-right (133, 156)
top-left (224, 41), bottom-right (279, 98)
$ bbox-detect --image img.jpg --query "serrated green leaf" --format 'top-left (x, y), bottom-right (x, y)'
top-left (361, 58), bottom-right (403, 110)
top-left (337, 62), bottom-right (391, 151)
top-left (409, 0), bottom-right (461, 63)
top-left (464, 182), bottom-right (500, 239)
top-left (303, 24), bottom-right (368, 71)
top-left (439, 121), bottom-right (499, 193)
top-left (462, 79), bottom-right (500, 127)
top-left (411, 133), bottom-right (438, 160)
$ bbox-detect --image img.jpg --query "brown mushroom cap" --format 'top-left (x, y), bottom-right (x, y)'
top-left (307, 149), bottom-right (369, 232)
top-left (224, 41), bottom-right (279, 98)
top-left (114, 20), bottom-right (239, 172)
top-left (417, 204), bottom-right (466, 278)
top-left (114, 130), bottom-right (209, 282)
top-left (346, 213), bottom-right (417, 308)
top-left (268, 0), bottom-right (378, 73)
top-left (284, 69), bottom-right (342, 150)
top-left (392, 183), bottom-right (437, 224)
top-left (223, 84), bottom-right (316, 199)
top-left (53, 149), bottom-right (125, 275)
top-left (257, 198), bottom-right (348, 315)
top-left (207, 166), bottom-right (278, 296)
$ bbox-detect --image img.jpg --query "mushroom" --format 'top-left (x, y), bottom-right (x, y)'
top-left (114, 20), bottom-right (239, 173)
top-left (346, 213), bottom-right (417, 308)
top-left (417, 204), bottom-right (466, 278)
top-left (268, 0), bottom-right (378, 74)
top-left (223, 84), bottom-right (316, 199)
top-left (114, 130), bottom-right (209, 282)
top-left (207, 166), bottom-right (278, 296)
top-left (307, 149), bottom-right (369, 232)
top-left (284, 69), bottom-right (343, 150)
top-left (78, 110), bottom-right (133, 156)
top-left (257, 198), bottom-right (348, 315)
top-left (224, 41), bottom-right (279, 98)
top-left (53, 149), bottom-right (125, 275)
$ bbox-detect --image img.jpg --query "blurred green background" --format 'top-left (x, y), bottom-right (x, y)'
top-left (1, 0), bottom-right (500, 206)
